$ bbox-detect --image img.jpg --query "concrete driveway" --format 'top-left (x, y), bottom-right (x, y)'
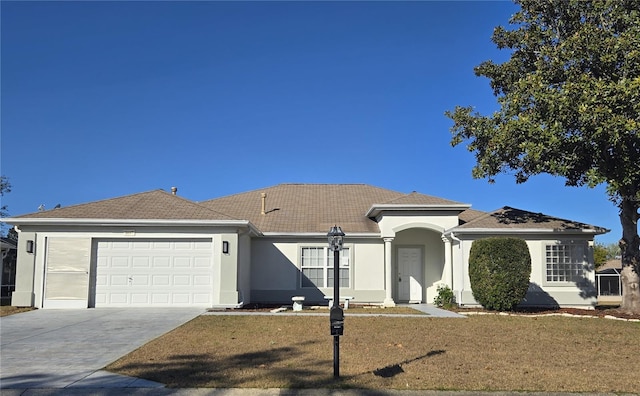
top-left (0, 307), bottom-right (204, 389)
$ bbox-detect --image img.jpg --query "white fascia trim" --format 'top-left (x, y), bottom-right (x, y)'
top-left (366, 204), bottom-right (471, 218)
top-left (443, 228), bottom-right (603, 236)
top-left (261, 232), bottom-right (380, 239)
top-left (6, 218), bottom-right (262, 235)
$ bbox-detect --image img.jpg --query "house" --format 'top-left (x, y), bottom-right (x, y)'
top-left (1, 236), bottom-right (17, 305)
top-left (596, 258), bottom-right (622, 305)
top-left (5, 183), bottom-right (608, 309)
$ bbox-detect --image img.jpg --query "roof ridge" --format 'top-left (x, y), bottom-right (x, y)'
top-left (16, 189), bottom-right (166, 216)
top-left (200, 183), bottom-right (398, 203)
top-left (164, 190), bottom-right (243, 220)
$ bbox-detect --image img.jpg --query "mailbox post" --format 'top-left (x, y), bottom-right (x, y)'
top-left (327, 225), bottom-right (345, 378)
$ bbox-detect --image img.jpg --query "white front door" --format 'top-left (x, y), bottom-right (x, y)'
top-left (397, 247), bottom-right (423, 303)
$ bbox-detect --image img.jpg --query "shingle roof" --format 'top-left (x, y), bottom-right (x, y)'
top-left (10, 185), bottom-right (603, 236)
top-left (458, 208), bottom-right (487, 225)
top-left (11, 190), bottom-right (237, 221)
top-left (454, 206), bottom-right (608, 233)
top-left (200, 183), bottom-right (465, 233)
top-left (382, 191), bottom-right (467, 205)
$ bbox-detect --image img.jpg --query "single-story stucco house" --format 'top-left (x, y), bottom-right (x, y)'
top-left (5, 183), bottom-right (608, 309)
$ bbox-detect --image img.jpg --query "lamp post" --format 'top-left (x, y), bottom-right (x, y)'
top-left (327, 225), bottom-right (345, 378)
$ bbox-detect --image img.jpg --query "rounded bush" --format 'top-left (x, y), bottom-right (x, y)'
top-left (468, 237), bottom-right (532, 311)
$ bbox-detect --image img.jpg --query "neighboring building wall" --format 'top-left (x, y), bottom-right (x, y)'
top-left (454, 234), bottom-right (597, 309)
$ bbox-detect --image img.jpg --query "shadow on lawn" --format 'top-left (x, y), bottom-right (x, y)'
top-left (111, 339), bottom-right (345, 389)
top-left (372, 349), bottom-right (445, 378)
top-left (110, 338), bottom-right (447, 390)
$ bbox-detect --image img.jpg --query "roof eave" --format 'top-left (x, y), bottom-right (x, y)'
top-left (445, 227), bottom-right (609, 236)
top-left (366, 204), bottom-right (472, 218)
top-left (5, 218), bottom-right (263, 235)
top-left (261, 232), bottom-right (380, 238)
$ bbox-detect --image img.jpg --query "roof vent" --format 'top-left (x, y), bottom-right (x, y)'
top-left (261, 193), bottom-right (266, 215)
top-left (171, 187), bottom-right (178, 195)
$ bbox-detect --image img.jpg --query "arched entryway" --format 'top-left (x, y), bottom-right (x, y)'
top-left (390, 224), bottom-right (446, 304)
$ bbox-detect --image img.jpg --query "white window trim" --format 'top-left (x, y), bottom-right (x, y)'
top-left (299, 244), bottom-right (351, 289)
top-left (542, 240), bottom-right (588, 287)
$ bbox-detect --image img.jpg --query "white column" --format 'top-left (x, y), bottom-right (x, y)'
top-left (383, 237), bottom-right (396, 307)
top-left (442, 235), bottom-right (453, 288)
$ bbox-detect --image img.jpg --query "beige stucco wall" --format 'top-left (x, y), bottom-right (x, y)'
top-left (10, 225), bottom-right (243, 308)
top-left (453, 233), bottom-right (597, 308)
top-left (250, 237), bottom-right (386, 304)
top-left (378, 213), bottom-right (459, 238)
top-left (237, 232), bottom-right (252, 304)
top-left (11, 231), bottom-right (37, 307)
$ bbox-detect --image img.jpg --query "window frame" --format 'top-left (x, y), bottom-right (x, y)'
top-left (543, 240), bottom-right (588, 286)
top-left (300, 244), bottom-right (351, 289)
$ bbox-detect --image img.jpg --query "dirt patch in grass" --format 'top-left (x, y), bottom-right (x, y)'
top-left (0, 306), bottom-right (35, 317)
top-left (106, 315), bottom-right (639, 392)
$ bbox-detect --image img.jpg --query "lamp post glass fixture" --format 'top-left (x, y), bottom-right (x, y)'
top-left (327, 225), bottom-right (345, 378)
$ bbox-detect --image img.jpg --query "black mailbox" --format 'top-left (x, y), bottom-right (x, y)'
top-left (330, 306), bottom-right (344, 336)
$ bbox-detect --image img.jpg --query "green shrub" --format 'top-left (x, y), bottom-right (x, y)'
top-left (433, 284), bottom-right (456, 308)
top-left (468, 237), bottom-right (532, 311)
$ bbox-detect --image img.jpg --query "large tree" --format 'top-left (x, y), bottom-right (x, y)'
top-left (446, 0), bottom-right (640, 313)
top-left (0, 176), bottom-right (10, 217)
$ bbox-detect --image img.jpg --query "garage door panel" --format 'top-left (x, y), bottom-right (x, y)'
top-left (109, 293), bottom-right (128, 304)
top-left (112, 241), bottom-right (130, 249)
top-left (132, 257), bottom-right (151, 267)
top-left (194, 257), bottom-right (211, 267)
top-left (153, 257), bottom-right (170, 268)
top-left (152, 275), bottom-right (170, 286)
top-left (110, 275), bottom-right (129, 286)
top-left (173, 257), bottom-right (191, 268)
top-left (111, 257), bottom-right (129, 267)
top-left (94, 238), bottom-right (213, 307)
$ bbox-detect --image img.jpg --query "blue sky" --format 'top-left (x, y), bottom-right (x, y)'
top-left (1, 0), bottom-right (621, 243)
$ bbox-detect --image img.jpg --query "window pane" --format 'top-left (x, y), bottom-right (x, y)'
top-left (302, 247), bottom-right (324, 267)
top-left (302, 268), bottom-right (324, 288)
top-left (340, 268), bottom-right (349, 287)
top-left (326, 266), bottom-right (350, 288)
top-left (546, 242), bottom-right (586, 283)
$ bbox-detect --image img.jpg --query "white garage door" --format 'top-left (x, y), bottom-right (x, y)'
top-left (94, 239), bottom-right (214, 307)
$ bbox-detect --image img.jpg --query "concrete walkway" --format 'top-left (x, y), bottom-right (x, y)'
top-left (0, 308), bottom-right (203, 390)
top-left (202, 304), bottom-right (466, 318)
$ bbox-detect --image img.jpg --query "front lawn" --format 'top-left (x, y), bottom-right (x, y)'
top-left (106, 314), bottom-right (639, 393)
top-left (0, 306), bottom-right (34, 317)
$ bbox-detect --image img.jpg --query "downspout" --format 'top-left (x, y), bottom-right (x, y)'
top-left (233, 290), bottom-right (245, 309)
top-left (450, 232), bottom-right (463, 305)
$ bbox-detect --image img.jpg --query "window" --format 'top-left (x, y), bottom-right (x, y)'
top-left (301, 247), bottom-right (350, 288)
top-left (545, 241), bottom-right (587, 283)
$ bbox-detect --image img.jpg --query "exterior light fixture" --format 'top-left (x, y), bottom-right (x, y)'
top-left (327, 225), bottom-right (344, 252)
top-left (327, 225), bottom-right (345, 378)
top-left (222, 241), bottom-right (229, 254)
top-left (26, 240), bottom-right (34, 254)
